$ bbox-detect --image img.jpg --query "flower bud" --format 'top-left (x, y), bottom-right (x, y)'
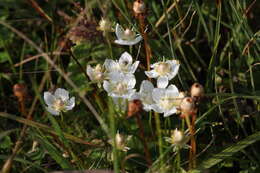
top-left (171, 129), bottom-right (184, 144)
top-left (97, 18), bottom-right (112, 32)
top-left (133, 0), bottom-right (146, 14)
top-left (180, 97), bottom-right (195, 115)
top-left (190, 83), bottom-right (204, 98)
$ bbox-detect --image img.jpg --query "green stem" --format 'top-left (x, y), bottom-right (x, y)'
top-left (154, 112), bottom-right (163, 167)
top-left (108, 98), bottom-right (119, 173)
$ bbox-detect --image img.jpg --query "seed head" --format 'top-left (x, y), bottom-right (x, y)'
top-left (180, 97), bottom-right (195, 115)
top-left (133, 0), bottom-right (146, 14)
top-left (190, 83), bottom-right (204, 98)
top-left (13, 83), bottom-right (27, 101)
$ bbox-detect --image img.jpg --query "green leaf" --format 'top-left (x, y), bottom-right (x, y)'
top-left (192, 131), bottom-right (260, 172)
top-left (0, 136), bottom-right (12, 149)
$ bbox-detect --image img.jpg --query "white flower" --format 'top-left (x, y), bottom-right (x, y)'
top-left (86, 64), bottom-right (105, 83)
top-left (114, 24), bottom-right (142, 46)
top-left (104, 52), bottom-right (139, 74)
top-left (165, 129), bottom-right (189, 151)
top-left (97, 18), bottom-right (113, 32)
top-left (132, 80), bottom-right (155, 111)
top-left (44, 88), bottom-right (75, 115)
top-left (145, 60), bottom-right (180, 88)
top-left (103, 72), bottom-right (136, 99)
top-left (151, 84), bottom-right (180, 117)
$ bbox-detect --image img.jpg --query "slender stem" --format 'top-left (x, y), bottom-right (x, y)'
top-left (70, 51), bottom-right (89, 80)
top-left (135, 113), bottom-right (152, 166)
top-left (154, 112), bottom-right (163, 167)
top-left (108, 99), bottom-right (119, 173)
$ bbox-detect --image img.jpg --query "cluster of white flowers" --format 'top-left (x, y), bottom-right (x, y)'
top-left (43, 23), bottom-right (182, 119)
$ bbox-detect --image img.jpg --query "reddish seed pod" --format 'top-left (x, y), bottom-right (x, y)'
top-left (190, 83), bottom-right (204, 98)
top-left (127, 99), bottom-right (142, 118)
top-left (180, 97), bottom-right (195, 116)
top-left (133, 0), bottom-right (146, 14)
top-left (13, 83), bottom-right (27, 101)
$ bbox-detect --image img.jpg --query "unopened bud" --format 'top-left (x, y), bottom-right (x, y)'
top-left (180, 97), bottom-right (195, 115)
top-left (190, 83), bottom-right (204, 98)
top-left (133, 0), bottom-right (146, 14)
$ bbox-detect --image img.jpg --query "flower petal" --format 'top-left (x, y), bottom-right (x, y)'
top-left (54, 88), bottom-right (69, 101)
top-left (150, 104), bottom-right (164, 113)
top-left (152, 88), bottom-right (165, 102)
top-left (104, 59), bottom-right (118, 72)
top-left (168, 61), bottom-right (180, 80)
top-left (115, 24), bottom-right (124, 39)
top-left (119, 52), bottom-right (133, 66)
top-left (157, 76), bottom-right (169, 88)
top-left (46, 106), bottom-right (60, 116)
top-left (166, 85), bottom-right (179, 98)
top-left (103, 80), bottom-right (111, 93)
top-left (130, 61), bottom-right (139, 73)
top-left (86, 65), bottom-right (94, 81)
top-left (164, 107), bottom-right (177, 117)
top-left (44, 92), bottom-right (55, 106)
top-left (65, 97), bottom-right (75, 110)
top-left (140, 80), bottom-right (154, 93)
top-left (125, 74), bottom-right (136, 89)
top-left (145, 70), bottom-right (159, 78)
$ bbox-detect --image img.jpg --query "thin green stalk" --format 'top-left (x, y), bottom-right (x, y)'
top-left (108, 98), bottom-right (119, 173)
top-left (154, 112), bottom-right (163, 167)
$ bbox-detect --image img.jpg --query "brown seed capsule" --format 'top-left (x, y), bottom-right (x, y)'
top-left (180, 97), bottom-right (195, 117)
top-left (190, 83), bottom-right (204, 98)
top-left (127, 100), bottom-right (142, 118)
top-left (133, 0), bottom-right (146, 14)
top-left (13, 83), bottom-right (27, 101)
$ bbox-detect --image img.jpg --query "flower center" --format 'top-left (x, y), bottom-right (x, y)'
top-left (155, 62), bottom-right (171, 75)
top-left (114, 83), bottom-right (128, 95)
top-left (122, 29), bottom-right (135, 40)
top-left (52, 98), bottom-right (65, 111)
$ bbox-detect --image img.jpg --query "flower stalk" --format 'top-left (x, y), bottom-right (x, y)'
top-left (135, 113), bottom-right (152, 166)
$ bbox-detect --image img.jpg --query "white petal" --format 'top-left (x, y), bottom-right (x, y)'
top-left (125, 74), bottom-right (136, 89)
top-left (140, 80), bottom-right (154, 93)
top-left (130, 61), bottom-right (139, 73)
top-left (164, 107), bottom-right (177, 117)
top-left (143, 104), bottom-right (152, 111)
top-left (54, 88), bottom-right (69, 101)
top-left (104, 59), bottom-right (118, 72)
top-left (86, 65), bottom-right (95, 81)
top-left (103, 80), bottom-right (111, 93)
top-left (108, 72), bottom-right (123, 82)
top-left (132, 35), bottom-right (142, 44)
top-left (65, 97), bottom-right (75, 110)
top-left (115, 24), bottom-right (124, 39)
top-left (119, 52), bottom-right (133, 66)
top-left (166, 85), bottom-right (179, 98)
top-left (114, 39), bottom-right (134, 46)
top-left (145, 70), bottom-right (159, 78)
top-left (157, 76), bottom-right (169, 88)
top-left (150, 104), bottom-right (164, 113)
top-left (46, 106), bottom-right (60, 116)
top-left (152, 88), bottom-right (165, 102)
top-left (168, 61), bottom-right (180, 80)
top-left (129, 92), bottom-right (140, 101)
top-left (44, 92), bottom-right (55, 106)
top-left (123, 89), bottom-right (136, 99)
